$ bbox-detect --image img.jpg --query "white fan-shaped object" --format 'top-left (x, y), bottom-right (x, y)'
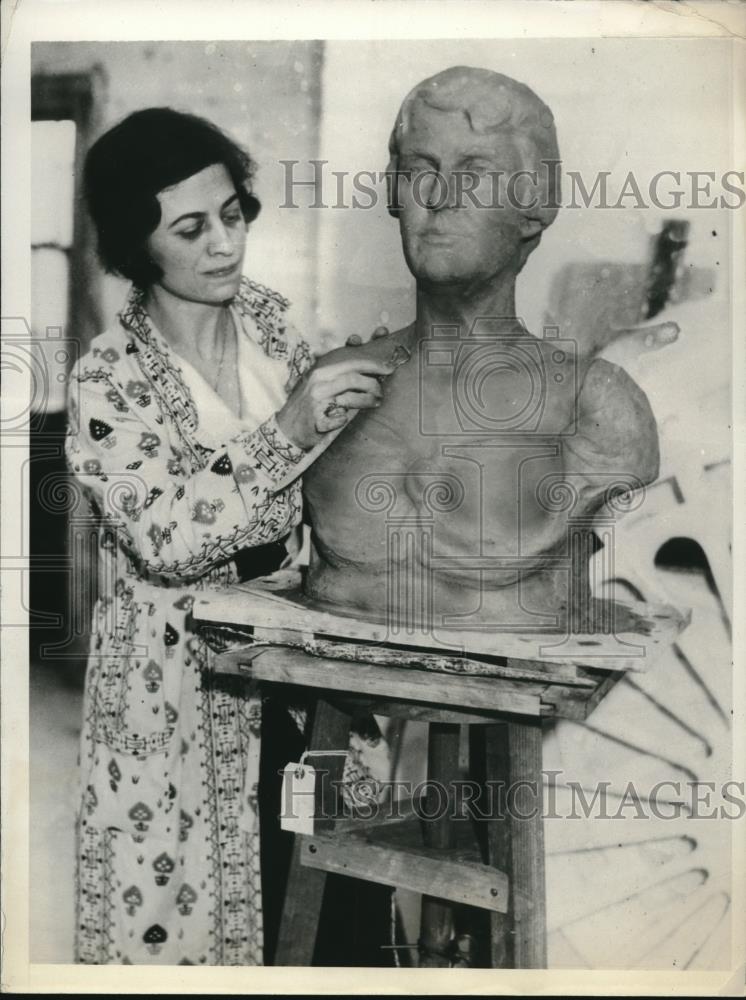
top-left (545, 295), bottom-right (733, 970)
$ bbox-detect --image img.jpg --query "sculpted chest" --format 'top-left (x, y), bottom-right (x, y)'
top-left (301, 328), bottom-right (658, 630)
top-left (303, 332), bottom-right (584, 569)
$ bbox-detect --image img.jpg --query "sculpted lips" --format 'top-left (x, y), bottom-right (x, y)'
top-left (419, 231), bottom-right (462, 245)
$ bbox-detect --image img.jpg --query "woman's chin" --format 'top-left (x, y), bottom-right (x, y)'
top-left (205, 274), bottom-right (243, 300)
top-left (156, 274), bottom-right (244, 306)
top-left (182, 278), bottom-right (243, 305)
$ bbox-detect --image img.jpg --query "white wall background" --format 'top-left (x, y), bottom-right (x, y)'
top-left (32, 40), bottom-right (325, 339)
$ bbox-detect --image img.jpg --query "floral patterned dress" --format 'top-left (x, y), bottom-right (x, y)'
top-left (65, 277), bottom-right (377, 966)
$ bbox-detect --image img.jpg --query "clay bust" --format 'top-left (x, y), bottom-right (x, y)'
top-left (302, 67), bottom-right (659, 635)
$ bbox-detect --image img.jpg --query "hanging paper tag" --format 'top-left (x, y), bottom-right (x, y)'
top-left (280, 762), bottom-right (317, 835)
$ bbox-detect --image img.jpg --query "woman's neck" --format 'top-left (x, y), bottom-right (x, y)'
top-left (143, 284), bottom-right (229, 361)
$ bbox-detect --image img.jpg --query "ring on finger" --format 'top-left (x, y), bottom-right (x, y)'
top-left (324, 401), bottom-right (348, 418)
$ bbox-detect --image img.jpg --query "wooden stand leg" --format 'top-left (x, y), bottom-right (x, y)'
top-left (485, 719), bottom-right (547, 969)
top-left (418, 722), bottom-right (461, 968)
top-left (274, 698), bottom-right (351, 966)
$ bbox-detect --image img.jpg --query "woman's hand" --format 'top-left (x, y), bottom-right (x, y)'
top-left (345, 325), bottom-right (389, 346)
top-left (276, 348), bottom-right (397, 450)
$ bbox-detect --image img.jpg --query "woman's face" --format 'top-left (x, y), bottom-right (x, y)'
top-left (146, 162), bottom-right (247, 304)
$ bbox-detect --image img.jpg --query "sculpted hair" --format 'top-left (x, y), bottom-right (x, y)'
top-left (83, 107), bottom-right (261, 288)
top-left (386, 66), bottom-right (561, 266)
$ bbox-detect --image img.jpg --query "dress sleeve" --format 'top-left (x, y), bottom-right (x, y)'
top-left (65, 361), bottom-right (307, 581)
top-left (283, 316), bottom-right (315, 391)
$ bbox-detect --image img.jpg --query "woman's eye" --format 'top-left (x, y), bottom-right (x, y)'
top-left (223, 213), bottom-right (243, 226)
top-left (178, 226), bottom-right (202, 240)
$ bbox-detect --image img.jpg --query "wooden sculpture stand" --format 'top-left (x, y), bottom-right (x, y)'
top-left (196, 577), bottom-right (688, 969)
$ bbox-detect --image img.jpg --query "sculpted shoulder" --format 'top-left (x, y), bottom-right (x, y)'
top-left (574, 356), bottom-right (660, 485)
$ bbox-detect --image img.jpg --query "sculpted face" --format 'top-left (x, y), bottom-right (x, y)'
top-left (389, 66), bottom-right (561, 283)
top-left (396, 103), bottom-right (526, 287)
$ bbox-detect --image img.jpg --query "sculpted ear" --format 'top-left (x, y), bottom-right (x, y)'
top-left (518, 216), bottom-right (544, 241)
top-left (516, 216), bottom-right (544, 269)
top-left (385, 156), bottom-right (402, 219)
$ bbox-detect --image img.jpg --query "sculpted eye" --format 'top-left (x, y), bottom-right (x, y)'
top-left (401, 158), bottom-right (435, 178)
top-left (462, 160), bottom-right (492, 175)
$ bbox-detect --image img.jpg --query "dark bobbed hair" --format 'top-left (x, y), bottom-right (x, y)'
top-left (83, 107), bottom-right (261, 288)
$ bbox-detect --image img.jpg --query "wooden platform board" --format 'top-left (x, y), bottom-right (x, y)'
top-left (196, 572), bottom-right (689, 722)
top-left (195, 571), bottom-right (690, 674)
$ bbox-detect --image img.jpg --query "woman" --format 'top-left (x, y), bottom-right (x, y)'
top-left (65, 108), bottom-right (395, 966)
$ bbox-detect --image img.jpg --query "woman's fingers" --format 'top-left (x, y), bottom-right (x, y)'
top-left (320, 372), bottom-right (383, 399)
top-left (314, 409), bottom-right (351, 434)
top-left (332, 390), bottom-right (381, 410)
top-left (313, 357), bottom-right (395, 381)
top-left (323, 401), bottom-right (348, 418)
top-left (345, 326), bottom-right (389, 346)
top-left (277, 341), bottom-right (407, 450)
top-left (313, 389), bottom-right (380, 435)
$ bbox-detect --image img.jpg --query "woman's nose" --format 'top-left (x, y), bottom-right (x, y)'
top-left (207, 222), bottom-right (235, 256)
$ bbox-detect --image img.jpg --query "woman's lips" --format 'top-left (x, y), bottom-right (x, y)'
top-left (204, 261), bottom-right (240, 278)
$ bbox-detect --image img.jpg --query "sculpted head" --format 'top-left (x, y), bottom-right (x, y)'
top-left (386, 66), bottom-right (561, 286)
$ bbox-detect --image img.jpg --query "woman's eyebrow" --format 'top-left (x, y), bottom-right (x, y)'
top-left (168, 193), bottom-right (240, 229)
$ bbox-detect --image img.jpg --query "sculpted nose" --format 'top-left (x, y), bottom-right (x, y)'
top-left (422, 169), bottom-right (461, 212)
